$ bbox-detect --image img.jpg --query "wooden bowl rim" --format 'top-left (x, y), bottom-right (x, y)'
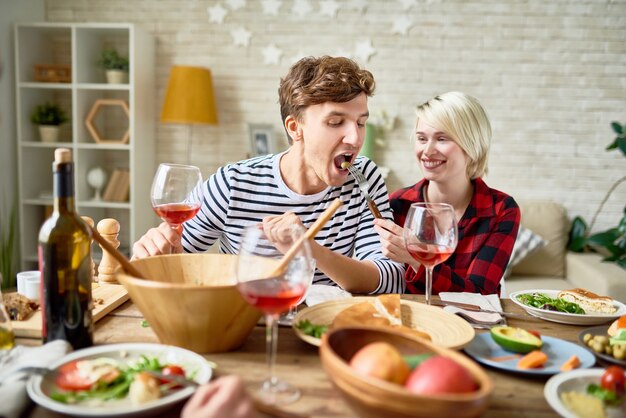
top-left (321, 325), bottom-right (493, 401)
top-left (117, 273), bottom-right (236, 290)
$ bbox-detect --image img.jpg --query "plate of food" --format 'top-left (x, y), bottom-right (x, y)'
top-left (579, 315), bottom-right (626, 367)
top-left (26, 343), bottom-right (213, 417)
top-left (293, 294), bottom-right (475, 349)
top-left (544, 367), bottom-right (626, 418)
top-left (464, 332), bottom-right (595, 376)
top-left (509, 288), bottom-right (626, 325)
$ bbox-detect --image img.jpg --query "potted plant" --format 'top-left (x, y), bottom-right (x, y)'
top-left (98, 49), bottom-right (129, 84)
top-left (569, 120), bottom-right (626, 269)
top-left (30, 102), bottom-right (69, 143)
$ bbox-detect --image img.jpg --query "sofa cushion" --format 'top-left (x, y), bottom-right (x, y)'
top-left (512, 201), bottom-right (569, 277)
top-left (503, 225), bottom-right (547, 278)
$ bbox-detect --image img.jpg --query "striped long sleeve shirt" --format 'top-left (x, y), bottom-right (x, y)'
top-left (182, 152), bottom-right (405, 294)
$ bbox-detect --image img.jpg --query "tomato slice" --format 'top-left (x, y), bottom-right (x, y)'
top-left (55, 361), bottom-right (95, 391)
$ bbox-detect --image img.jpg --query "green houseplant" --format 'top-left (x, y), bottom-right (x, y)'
top-left (568, 121), bottom-right (626, 269)
top-left (98, 49), bottom-right (129, 83)
top-left (0, 193), bottom-right (18, 289)
top-left (30, 102), bottom-right (69, 143)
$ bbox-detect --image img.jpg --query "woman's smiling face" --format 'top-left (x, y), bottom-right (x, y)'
top-left (414, 120), bottom-right (469, 184)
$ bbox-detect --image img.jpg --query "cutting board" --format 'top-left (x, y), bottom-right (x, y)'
top-left (11, 283), bottom-right (129, 338)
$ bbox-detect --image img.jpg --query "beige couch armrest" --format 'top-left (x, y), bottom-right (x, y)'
top-left (566, 252), bottom-right (626, 303)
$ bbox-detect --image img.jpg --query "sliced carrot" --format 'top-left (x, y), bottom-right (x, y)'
top-left (517, 350), bottom-right (548, 370)
top-left (560, 355), bottom-right (581, 371)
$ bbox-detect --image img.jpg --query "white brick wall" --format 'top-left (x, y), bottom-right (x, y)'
top-left (44, 0), bottom-right (626, 233)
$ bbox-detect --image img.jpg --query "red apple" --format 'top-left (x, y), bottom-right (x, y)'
top-left (349, 342), bottom-right (410, 384)
top-left (405, 355), bottom-right (477, 395)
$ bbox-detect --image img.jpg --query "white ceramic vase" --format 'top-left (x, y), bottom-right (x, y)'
top-left (39, 125), bottom-right (60, 143)
top-left (105, 70), bottom-right (128, 84)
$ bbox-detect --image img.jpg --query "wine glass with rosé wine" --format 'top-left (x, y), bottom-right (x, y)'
top-left (236, 224), bottom-right (314, 406)
top-left (150, 163), bottom-right (203, 231)
top-left (403, 202), bottom-right (458, 306)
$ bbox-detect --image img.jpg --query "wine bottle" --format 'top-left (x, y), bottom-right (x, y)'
top-left (38, 148), bottom-right (93, 349)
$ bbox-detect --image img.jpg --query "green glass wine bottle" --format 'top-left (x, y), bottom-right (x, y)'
top-left (38, 148), bottom-right (93, 349)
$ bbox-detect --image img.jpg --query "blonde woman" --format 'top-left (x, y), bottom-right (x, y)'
top-left (374, 92), bottom-right (520, 295)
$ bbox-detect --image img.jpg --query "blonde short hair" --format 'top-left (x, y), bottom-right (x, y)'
top-left (415, 91), bottom-right (491, 179)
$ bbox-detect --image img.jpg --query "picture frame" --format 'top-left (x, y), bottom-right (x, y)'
top-left (248, 123), bottom-right (276, 156)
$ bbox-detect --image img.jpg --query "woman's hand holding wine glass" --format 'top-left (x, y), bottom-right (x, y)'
top-left (403, 203), bottom-right (458, 305)
top-left (151, 163), bottom-right (203, 231)
top-left (236, 224), bottom-right (314, 406)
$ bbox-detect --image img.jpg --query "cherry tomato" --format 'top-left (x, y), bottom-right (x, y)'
top-left (601, 365), bottom-right (626, 395)
top-left (159, 364), bottom-right (186, 388)
top-left (162, 365), bottom-right (185, 377)
top-left (55, 361), bottom-right (94, 391)
top-left (527, 330), bottom-right (541, 340)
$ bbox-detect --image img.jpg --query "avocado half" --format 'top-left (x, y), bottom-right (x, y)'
top-left (490, 326), bottom-right (543, 354)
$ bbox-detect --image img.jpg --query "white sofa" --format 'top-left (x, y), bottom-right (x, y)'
top-left (504, 201), bottom-right (626, 304)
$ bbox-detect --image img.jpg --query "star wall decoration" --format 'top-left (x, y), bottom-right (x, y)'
top-left (207, 4), bottom-right (228, 24)
top-left (398, 0), bottom-right (418, 11)
top-left (261, 0), bottom-right (282, 15)
top-left (391, 16), bottom-right (414, 35)
top-left (231, 26), bottom-right (252, 47)
top-left (354, 39), bottom-right (376, 63)
top-left (348, 0), bottom-right (368, 13)
top-left (292, 0), bottom-right (313, 18)
top-left (262, 44), bottom-right (283, 65)
top-left (319, 0), bottom-right (340, 18)
top-left (226, 0), bottom-right (246, 10)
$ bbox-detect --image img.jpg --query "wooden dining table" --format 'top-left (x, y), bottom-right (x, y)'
top-left (19, 294), bottom-right (598, 418)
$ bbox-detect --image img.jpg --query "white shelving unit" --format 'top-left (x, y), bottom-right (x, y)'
top-left (15, 22), bottom-right (156, 269)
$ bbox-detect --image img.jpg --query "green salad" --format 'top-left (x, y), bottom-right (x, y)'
top-left (295, 319), bottom-right (328, 338)
top-left (517, 292), bottom-right (585, 314)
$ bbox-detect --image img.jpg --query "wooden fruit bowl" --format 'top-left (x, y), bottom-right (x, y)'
top-left (117, 254), bottom-right (262, 353)
top-left (320, 326), bottom-right (493, 418)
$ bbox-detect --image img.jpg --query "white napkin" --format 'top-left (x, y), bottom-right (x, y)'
top-left (0, 340), bottom-right (72, 418)
top-left (439, 292), bottom-right (505, 326)
top-left (305, 284), bottom-right (352, 307)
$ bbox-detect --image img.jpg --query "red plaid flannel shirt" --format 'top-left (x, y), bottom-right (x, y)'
top-left (390, 178), bottom-right (520, 295)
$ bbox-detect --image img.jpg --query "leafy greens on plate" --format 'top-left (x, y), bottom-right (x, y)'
top-left (517, 292), bottom-right (585, 314)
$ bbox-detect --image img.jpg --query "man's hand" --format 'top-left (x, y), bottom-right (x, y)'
top-left (181, 375), bottom-right (257, 418)
top-left (261, 212), bottom-right (305, 253)
top-left (131, 222), bottom-right (183, 259)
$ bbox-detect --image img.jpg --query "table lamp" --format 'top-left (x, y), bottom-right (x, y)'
top-left (161, 66), bottom-right (218, 163)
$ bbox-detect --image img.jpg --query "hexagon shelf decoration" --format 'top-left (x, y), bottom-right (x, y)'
top-left (85, 99), bottom-right (130, 144)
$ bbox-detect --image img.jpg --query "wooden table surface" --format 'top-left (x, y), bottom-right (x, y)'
top-left (20, 294), bottom-right (597, 418)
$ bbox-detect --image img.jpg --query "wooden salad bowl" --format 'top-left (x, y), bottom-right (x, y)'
top-left (117, 254), bottom-right (262, 353)
top-left (320, 326), bottom-right (493, 418)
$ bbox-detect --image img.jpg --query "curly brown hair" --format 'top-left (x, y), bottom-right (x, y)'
top-left (278, 56), bottom-right (375, 141)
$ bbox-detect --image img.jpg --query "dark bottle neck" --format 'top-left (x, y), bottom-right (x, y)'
top-left (53, 161), bottom-right (76, 213)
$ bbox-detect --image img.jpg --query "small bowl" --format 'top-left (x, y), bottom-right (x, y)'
top-left (320, 326), bottom-right (493, 418)
top-left (117, 254), bottom-right (262, 353)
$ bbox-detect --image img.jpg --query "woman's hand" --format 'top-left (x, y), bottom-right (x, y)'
top-left (181, 375), bottom-right (257, 418)
top-left (131, 222), bottom-right (183, 259)
top-left (261, 212), bottom-right (305, 253)
top-left (374, 218), bottom-right (421, 270)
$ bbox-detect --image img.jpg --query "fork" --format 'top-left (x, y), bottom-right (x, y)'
top-left (347, 164), bottom-right (382, 219)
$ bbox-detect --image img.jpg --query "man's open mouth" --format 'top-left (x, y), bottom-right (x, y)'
top-left (334, 153), bottom-right (354, 170)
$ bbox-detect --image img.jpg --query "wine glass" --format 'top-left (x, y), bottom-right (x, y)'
top-left (403, 202), bottom-right (458, 305)
top-left (236, 224), bottom-right (314, 405)
top-left (150, 163), bottom-right (203, 230)
top-left (279, 260), bottom-right (315, 326)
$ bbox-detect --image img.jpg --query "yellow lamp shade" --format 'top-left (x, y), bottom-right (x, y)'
top-left (161, 66), bottom-right (218, 125)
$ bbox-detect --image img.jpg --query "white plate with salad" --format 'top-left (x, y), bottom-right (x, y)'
top-left (510, 289), bottom-right (626, 325)
top-left (26, 343), bottom-right (213, 417)
top-left (544, 368), bottom-right (626, 418)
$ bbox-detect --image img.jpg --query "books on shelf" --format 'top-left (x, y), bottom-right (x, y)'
top-left (102, 169), bottom-right (130, 202)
